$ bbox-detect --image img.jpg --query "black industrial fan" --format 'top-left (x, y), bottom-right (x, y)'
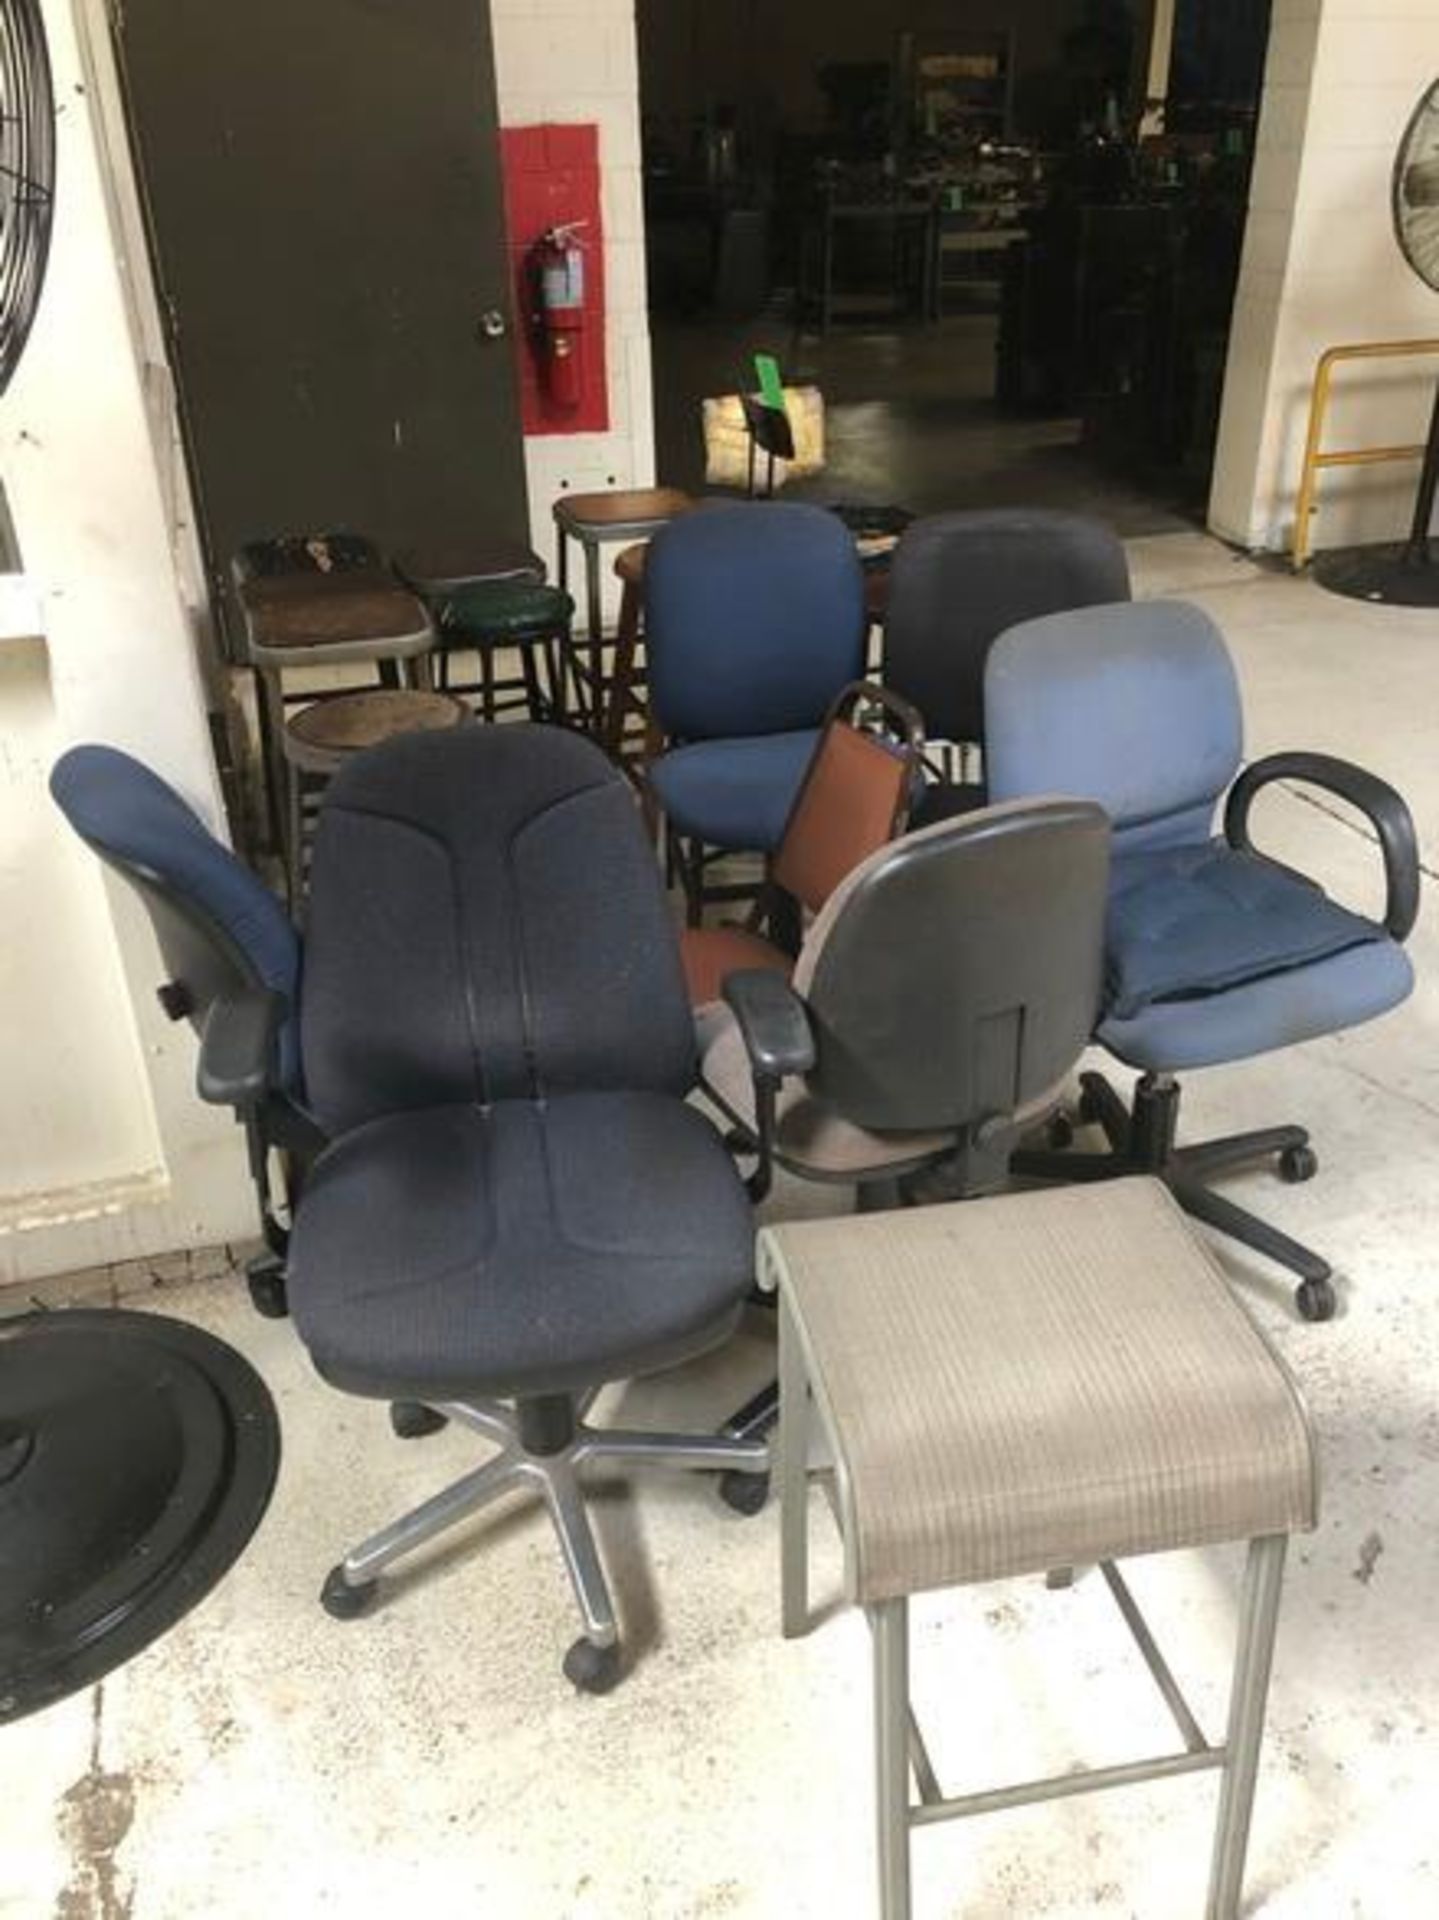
top-left (0, 0), bottom-right (55, 395)
top-left (1315, 78), bottom-right (1439, 604)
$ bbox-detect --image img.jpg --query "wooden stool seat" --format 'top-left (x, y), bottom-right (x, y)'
top-left (768, 1177), bottom-right (1317, 1920)
top-left (283, 689), bottom-right (469, 777)
top-left (553, 487), bottom-right (694, 536)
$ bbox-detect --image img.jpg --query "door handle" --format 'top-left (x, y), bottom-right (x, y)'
top-left (478, 309), bottom-right (507, 341)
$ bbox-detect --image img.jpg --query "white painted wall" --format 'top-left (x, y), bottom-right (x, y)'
top-left (0, 0), bottom-right (254, 1284)
top-left (490, 0), bottom-right (656, 590)
top-left (1211, 0), bottom-right (1439, 553)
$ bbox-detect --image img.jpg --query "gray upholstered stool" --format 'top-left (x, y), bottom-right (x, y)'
top-left (765, 1177), bottom-right (1317, 1920)
top-left (281, 689), bottom-right (469, 900)
top-left (552, 486), bottom-right (694, 732)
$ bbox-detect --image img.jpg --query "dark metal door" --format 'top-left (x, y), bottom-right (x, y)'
top-left (112, 0), bottom-right (527, 649)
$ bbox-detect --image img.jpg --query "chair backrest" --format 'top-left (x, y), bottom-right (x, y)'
top-left (644, 501), bottom-right (866, 741)
top-left (985, 599), bottom-right (1243, 854)
top-left (771, 681), bottom-right (923, 914)
top-left (792, 798), bottom-right (1110, 1134)
top-left (883, 508), bottom-right (1130, 744)
top-left (49, 746), bottom-right (303, 1088)
top-left (301, 725), bottom-right (696, 1136)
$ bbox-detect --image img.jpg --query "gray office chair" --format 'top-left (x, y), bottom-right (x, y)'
top-left (882, 509), bottom-right (1131, 823)
top-left (695, 797), bottom-right (1112, 1476)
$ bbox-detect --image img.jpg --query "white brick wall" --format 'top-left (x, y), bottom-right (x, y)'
top-left (491, 0), bottom-right (656, 586)
top-left (1210, 0), bottom-right (1439, 553)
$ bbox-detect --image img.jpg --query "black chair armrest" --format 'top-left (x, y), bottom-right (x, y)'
top-left (1224, 752), bottom-right (1420, 942)
top-left (197, 990), bottom-right (285, 1111)
top-left (721, 970), bottom-right (815, 1203)
top-left (722, 969), bottom-right (815, 1084)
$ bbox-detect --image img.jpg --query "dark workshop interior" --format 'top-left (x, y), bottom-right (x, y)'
top-left (638, 0), bottom-right (1272, 534)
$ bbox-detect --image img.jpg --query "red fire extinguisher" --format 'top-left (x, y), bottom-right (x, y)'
top-left (532, 221), bottom-right (588, 410)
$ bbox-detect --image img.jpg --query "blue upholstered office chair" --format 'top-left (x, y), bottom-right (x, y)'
top-left (882, 508), bottom-right (1131, 825)
top-left (52, 730), bottom-right (765, 1691)
top-left (644, 500), bottom-right (867, 923)
top-left (50, 745), bottom-right (316, 1319)
top-left (985, 599), bottom-right (1419, 1322)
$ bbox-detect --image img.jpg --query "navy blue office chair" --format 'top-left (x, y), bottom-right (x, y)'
top-left (52, 730), bottom-right (764, 1692)
top-left (50, 744), bottom-right (315, 1318)
top-left (883, 508), bottom-right (1131, 825)
top-left (986, 599), bottom-right (1419, 1322)
top-left (644, 500), bottom-right (867, 922)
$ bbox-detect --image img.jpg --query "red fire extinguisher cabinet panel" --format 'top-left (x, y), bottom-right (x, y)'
top-left (501, 123), bottom-right (609, 436)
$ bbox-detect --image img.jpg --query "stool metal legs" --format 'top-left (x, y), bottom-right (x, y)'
top-left (872, 1599), bottom-right (912, 1920)
top-left (1208, 1535), bottom-right (1288, 1920)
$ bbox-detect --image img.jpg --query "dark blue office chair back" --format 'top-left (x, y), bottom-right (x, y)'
top-left (985, 600), bottom-right (1243, 853)
top-left (884, 508), bottom-right (1131, 745)
top-left (49, 745), bottom-right (302, 1088)
top-left (644, 501), bottom-right (866, 741)
top-left (300, 724), bottom-right (697, 1136)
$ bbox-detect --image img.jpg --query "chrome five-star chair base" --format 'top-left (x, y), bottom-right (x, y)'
top-left (320, 1392), bottom-right (767, 1693)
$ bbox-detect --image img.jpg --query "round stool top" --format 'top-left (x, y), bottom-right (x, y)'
top-left (553, 487), bottom-right (694, 539)
top-left (0, 1309), bottom-right (279, 1724)
top-left (394, 538), bottom-right (545, 597)
top-left (614, 542), bottom-right (649, 586)
top-left (437, 579), bottom-right (573, 642)
top-left (285, 689), bottom-right (469, 774)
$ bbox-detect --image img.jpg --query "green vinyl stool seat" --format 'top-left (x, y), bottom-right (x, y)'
top-left (767, 1177), bottom-right (1317, 1920)
top-left (428, 579), bottom-right (574, 724)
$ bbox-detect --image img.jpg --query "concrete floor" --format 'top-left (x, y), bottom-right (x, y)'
top-left (652, 313), bottom-right (1198, 537)
top-left (8, 533), bottom-right (1439, 1918)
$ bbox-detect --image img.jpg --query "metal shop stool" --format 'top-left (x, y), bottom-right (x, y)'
top-left (428, 578), bottom-right (574, 724)
top-left (552, 487), bottom-right (694, 731)
top-left (281, 688), bottom-right (469, 902)
top-left (768, 1177), bottom-right (1317, 1920)
top-left (234, 534), bottom-right (435, 855)
top-left (395, 542), bottom-right (568, 725)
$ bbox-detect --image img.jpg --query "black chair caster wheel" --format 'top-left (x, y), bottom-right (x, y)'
top-left (1296, 1277), bottom-right (1336, 1323)
top-left (321, 1566), bottom-right (378, 1620)
top-left (1045, 1110), bottom-right (1075, 1150)
top-left (389, 1401), bottom-right (448, 1439)
top-left (1279, 1145), bottom-right (1318, 1184)
top-left (563, 1636), bottom-right (622, 1694)
top-left (245, 1255), bottom-right (289, 1320)
top-left (719, 1469), bottom-right (770, 1516)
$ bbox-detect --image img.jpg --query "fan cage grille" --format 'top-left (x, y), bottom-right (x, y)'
top-left (0, 0), bottom-right (56, 395)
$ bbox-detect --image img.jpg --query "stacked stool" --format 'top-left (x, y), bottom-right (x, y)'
top-left (398, 543), bottom-right (573, 725)
top-left (552, 486), bottom-right (693, 733)
top-left (767, 1177), bottom-right (1317, 1920)
top-left (233, 534), bottom-right (440, 899)
top-left (281, 689), bottom-right (469, 900)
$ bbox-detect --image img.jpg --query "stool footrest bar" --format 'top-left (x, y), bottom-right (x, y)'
top-left (908, 1745), bottom-right (1223, 1829)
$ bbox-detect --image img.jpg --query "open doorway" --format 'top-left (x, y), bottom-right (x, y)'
top-left (636, 0), bottom-right (1271, 536)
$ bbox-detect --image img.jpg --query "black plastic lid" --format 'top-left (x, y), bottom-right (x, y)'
top-left (0, 1308), bottom-right (280, 1723)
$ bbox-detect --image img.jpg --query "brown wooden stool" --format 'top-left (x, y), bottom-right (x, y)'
top-left (281, 689), bottom-right (469, 901)
top-left (552, 487), bottom-right (693, 732)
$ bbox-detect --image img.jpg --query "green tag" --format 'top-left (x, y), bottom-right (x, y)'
top-left (754, 353), bottom-right (786, 410)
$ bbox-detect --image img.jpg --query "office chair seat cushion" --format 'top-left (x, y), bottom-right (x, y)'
top-left (681, 925), bottom-right (792, 1008)
top-left (697, 1004), bottom-right (959, 1178)
top-left (648, 731), bottom-right (820, 851)
top-left (1100, 938), bottom-right (1414, 1072)
top-left (1106, 843), bottom-right (1389, 1020)
top-left (288, 1093), bottom-right (753, 1400)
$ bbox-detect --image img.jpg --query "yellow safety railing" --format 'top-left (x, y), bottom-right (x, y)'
top-left (1291, 338), bottom-right (1439, 570)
